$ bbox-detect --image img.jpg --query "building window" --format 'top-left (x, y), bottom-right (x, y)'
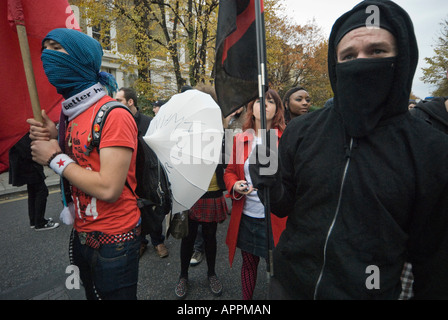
top-left (101, 67), bottom-right (116, 78)
top-left (92, 23), bottom-right (111, 51)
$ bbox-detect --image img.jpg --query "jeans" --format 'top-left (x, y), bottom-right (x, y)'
top-left (72, 230), bottom-right (141, 300)
top-left (194, 224), bottom-right (204, 253)
top-left (150, 234), bottom-right (165, 247)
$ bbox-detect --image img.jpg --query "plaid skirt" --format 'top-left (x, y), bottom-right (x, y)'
top-left (188, 195), bottom-right (228, 223)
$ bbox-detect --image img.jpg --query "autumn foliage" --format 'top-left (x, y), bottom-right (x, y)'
top-left (72, 0), bottom-right (333, 109)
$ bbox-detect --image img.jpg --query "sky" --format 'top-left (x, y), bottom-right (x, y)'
top-left (280, 0), bottom-right (448, 99)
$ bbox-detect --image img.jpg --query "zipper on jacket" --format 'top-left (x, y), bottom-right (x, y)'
top-left (313, 138), bottom-right (354, 299)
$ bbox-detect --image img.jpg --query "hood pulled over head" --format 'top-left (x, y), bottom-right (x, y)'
top-left (41, 28), bottom-right (117, 99)
top-left (328, 0), bottom-right (418, 137)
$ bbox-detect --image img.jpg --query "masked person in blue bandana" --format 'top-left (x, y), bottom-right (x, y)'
top-left (28, 28), bottom-right (140, 300)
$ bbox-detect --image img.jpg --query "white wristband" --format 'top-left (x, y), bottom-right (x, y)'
top-left (49, 153), bottom-right (75, 176)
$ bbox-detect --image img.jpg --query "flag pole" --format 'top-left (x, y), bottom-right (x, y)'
top-left (13, 2), bottom-right (42, 122)
top-left (254, 0), bottom-right (273, 278)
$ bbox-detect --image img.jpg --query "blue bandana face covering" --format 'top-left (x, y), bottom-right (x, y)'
top-left (41, 49), bottom-right (98, 99)
top-left (41, 28), bottom-right (117, 99)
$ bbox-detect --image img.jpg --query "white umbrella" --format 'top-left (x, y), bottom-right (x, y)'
top-left (143, 89), bottom-right (224, 214)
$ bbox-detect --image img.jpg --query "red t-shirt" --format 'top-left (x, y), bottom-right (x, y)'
top-left (65, 96), bottom-right (140, 234)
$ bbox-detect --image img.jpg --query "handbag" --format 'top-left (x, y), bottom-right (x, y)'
top-left (168, 211), bottom-right (189, 239)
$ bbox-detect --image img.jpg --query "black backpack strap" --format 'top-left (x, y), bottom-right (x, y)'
top-left (84, 101), bottom-right (132, 156)
top-left (78, 100), bottom-right (153, 210)
top-left (84, 101), bottom-right (146, 206)
top-left (125, 180), bottom-right (152, 208)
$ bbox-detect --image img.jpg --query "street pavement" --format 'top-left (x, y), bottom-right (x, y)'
top-left (0, 169), bottom-right (269, 301)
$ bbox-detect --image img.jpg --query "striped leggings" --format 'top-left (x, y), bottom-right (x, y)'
top-left (241, 250), bottom-right (260, 300)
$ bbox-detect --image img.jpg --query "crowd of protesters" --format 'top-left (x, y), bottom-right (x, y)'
top-left (24, 0), bottom-right (448, 300)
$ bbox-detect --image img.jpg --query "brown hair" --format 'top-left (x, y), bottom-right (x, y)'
top-left (194, 83), bottom-right (217, 103)
top-left (243, 89), bottom-right (286, 132)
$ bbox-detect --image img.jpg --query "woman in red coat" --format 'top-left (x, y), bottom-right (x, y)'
top-left (224, 89), bottom-right (287, 300)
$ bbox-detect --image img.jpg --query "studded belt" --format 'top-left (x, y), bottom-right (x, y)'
top-left (77, 225), bottom-right (141, 249)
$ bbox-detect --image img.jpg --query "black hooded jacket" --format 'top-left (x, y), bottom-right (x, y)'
top-left (9, 133), bottom-right (46, 187)
top-left (271, 0), bottom-right (448, 299)
top-left (410, 98), bottom-right (448, 134)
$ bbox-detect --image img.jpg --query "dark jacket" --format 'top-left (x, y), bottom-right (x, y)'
top-left (134, 109), bottom-right (226, 196)
top-left (410, 98), bottom-right (448, 134)
top-left (270, 0), bottom-right (448, 299)
top-left (273, 103), bottom-right (448, 299)
top-left (133, 109), bottom-right (152, 137)
top-left (9, 133), bottom-right (46, 187)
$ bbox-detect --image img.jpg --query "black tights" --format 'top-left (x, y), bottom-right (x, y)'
top-left (180, 218), bottom-right (218, 279)
top-left (27, 180), bottom-right (49, 227)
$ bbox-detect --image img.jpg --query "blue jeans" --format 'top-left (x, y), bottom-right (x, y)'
top-left (72, 230), bottom-right (141, 300)
top-left (194, 224), bottom-right (204, 253)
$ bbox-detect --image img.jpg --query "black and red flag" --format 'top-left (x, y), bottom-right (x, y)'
top-left (215, 0), bottom-right (274, 277)
top-left (214, 0), bottom-right (268, 117)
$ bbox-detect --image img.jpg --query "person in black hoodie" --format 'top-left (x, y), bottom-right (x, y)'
top-left (410, 97), bottom-right (448, 134)
top-left (250, 0), bottom-right (448, 299)
top-left (9, 133), bottom-right (59, 231)
top-left (115, 87), bottom-right (170, 259)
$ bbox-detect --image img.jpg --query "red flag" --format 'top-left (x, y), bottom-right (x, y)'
top-left (0, 0), bottom-right (80, 173)
top-left (214, 0), bottom-right (268, 117)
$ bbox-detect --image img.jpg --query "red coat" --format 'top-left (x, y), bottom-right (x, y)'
top-left (224, 129), bottom-right (287, 267)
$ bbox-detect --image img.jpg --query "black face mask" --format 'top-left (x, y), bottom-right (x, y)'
top-left (335, 57), bottom-right (396, 138)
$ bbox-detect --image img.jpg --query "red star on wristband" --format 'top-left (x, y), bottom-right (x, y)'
top-left (57, 158), bottom-right (66, 167)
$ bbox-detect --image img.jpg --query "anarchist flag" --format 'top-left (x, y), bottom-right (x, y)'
top-left (0, 0), bottom-right (79, 173)
top-left (214, 0), bottom-right (268, 117)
